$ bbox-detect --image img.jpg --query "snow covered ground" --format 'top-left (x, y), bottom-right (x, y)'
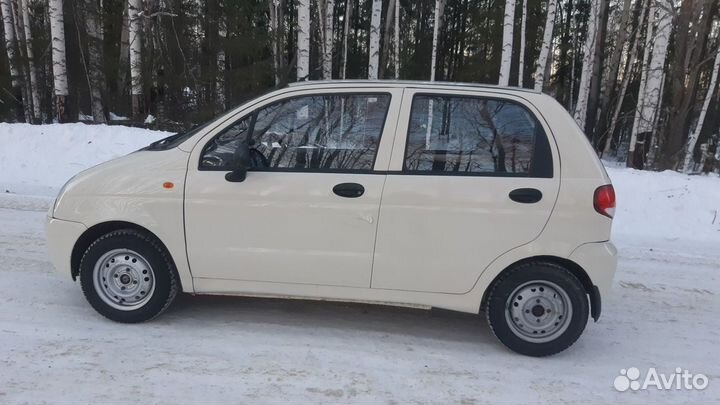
top-left (1, 123), bottom-right (719, 404)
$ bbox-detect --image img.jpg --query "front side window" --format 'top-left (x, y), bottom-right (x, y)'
top-left (199, 93), bottom-right (391, 172)
top-left (251, 94), bottom-right (390, 171)
top-left (404, 95), bottom-right (552, 177)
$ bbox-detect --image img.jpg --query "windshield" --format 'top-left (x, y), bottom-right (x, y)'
top-left (142, 120), bottom-right (214, 151)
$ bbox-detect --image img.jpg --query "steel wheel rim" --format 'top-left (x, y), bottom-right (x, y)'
top-left (93, 249), bottom-right (155, 311)
top-left (505, 280), bottom-right (573, 343)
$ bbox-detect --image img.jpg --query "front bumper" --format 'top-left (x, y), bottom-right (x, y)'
top-left (46, 217), bottom-right (87, 279)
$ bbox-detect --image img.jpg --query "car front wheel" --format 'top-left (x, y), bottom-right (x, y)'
top-left (486, 262), bottom-right (589, 356)
top-left (79, 229), bottom-right (178, 323)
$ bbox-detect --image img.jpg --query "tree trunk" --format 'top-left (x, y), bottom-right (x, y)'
top-left (604, 0), bottom-right (648, 156)
top-left (19, 0), bottom-right (40, 122)
top-left (660, 0), bottom-right (715, 169)
top-left (128, 0), bottom-right (143, 117)
top-left (84, 0), bottom-right (106, 123)
top-left (585, 0), bottom-right (609, 138)
top-left (379, 0), bottom-right (395, 79)
top-left (429, 0), bottom-right (444, 81)
top-left (0, 0), bottom-right (23, 121)
top-left (517, 0), bottom-right (527, 87)
top-left (216, 0), bottom-right (226, 110)
top-left (629, 0), bottom-right (671, 167)
top-left (533, 0), bottom-right (557, 92)
top-left (368, 0), bottom-right (381, 79)
top-left (573, 0), bottom-right (600, 129)
top-left (594, 0), bottom-right (632, 148)
top-left (318, 0), bottom-right (334, 80)
top-left (269, 0), bottom-right (281, 85)
top-left (628, 0), bottom-right (655, 165)
top-left (341, 0), bottom-right (353, 79)
top-left (682, 47), bottom-right (720, 173)
top-left (393, 0), bottom-right (399, 79)
top-left (10, 0), bottom-right (32, 122)
top-left (48, 0), bottom-right (69, 122)
top-left (498, 0), bottom-right (515, 86)
top-left (296, 0), bottom-right (310, 80)
top-left (278, 0), bottom-right (286, 82)
top-left (117, 2), bottom-right (129, 102)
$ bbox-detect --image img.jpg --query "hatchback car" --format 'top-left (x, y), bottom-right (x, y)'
top-left (47, 80), bottom-right (617, 356)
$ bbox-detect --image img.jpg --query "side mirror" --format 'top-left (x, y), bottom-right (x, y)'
top-left (225, 141), bottom-right (251, 183)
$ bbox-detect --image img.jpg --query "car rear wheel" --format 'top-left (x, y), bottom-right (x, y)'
top-left (486, 262), bottom-right (589, 356)
top-left (79, 229), bottom-right (178, 323)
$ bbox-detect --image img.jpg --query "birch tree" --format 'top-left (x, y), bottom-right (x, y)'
top-left (534, 0), bottom-right (557, 91)
top-left (682, 47), bottom-right (720, 173)
top-left (429, 0), bottom-right (445, 81)
top-left (379, 0), bottom-right (396, 78)
top-left (216, 0), bottom-right (226, 110)
top-left (318, 0), bottom-right (334, 80)
top-left (117, 3), bottom-right (129, 97)
top-left (628, 1), bottom-right (655, 159)
top-left (128, 0), bottom-right (143, 117)
top-left (367, 0), bottom-right (382, 80)
top-left (296, 0), bottom-right (309, 81)
top-left (595, 0), bottom-right (633, 148)
top-left (19, 0), bottom-right (40, 121)
top-left (517, 0), bottom-right (527, 87)
top-left (269, 0), bottom-right (281, 85)
top-left (498, 0), bottom-right (515, 86)
top-left (341, 0), bottom-right (353, 79)
top-left (604, 0), bottom-right (648, 155)
top-left (629, 1), bottom-right (671, 167)
top-left (83, 0), bottom-right (106, 122)
top-left (661, 0), bottom-right (715, 168)
top-left (48, 0), bottom-right (68, 122)
top-left (426, 0), bottom-right (445, 149)
top-left (393, 0), bottom-right (399, 79)
top-left (573, 0), bottom-right (600, 129)
top-left (9, 0), bottom-right (32, 121)
top-left (0, 0), bottom-right (22, 119)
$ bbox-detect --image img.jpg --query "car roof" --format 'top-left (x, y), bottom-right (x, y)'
top-left (286, 80), bottom-right (542, 95)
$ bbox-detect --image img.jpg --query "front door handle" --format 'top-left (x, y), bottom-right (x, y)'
top-left (509, 188), bottom-right (543, 204)
top-left (333, 183), bottom-right (365, 198)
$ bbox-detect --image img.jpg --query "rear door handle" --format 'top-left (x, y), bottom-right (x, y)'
top-left (333, 183), bottom-right (365, 198)
top-left (509, 188), bottom-right (543, 204)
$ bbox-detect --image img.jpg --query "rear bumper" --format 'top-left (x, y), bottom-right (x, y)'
top-left (569, 241), bottom-right (618, 321)
top-left (46, 217), bottom-right (87, 279)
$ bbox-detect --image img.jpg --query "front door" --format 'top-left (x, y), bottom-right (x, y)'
top-left (372, 90), bottom-right (560, 293)
top-left (184, 90), bottom-right (400, 287)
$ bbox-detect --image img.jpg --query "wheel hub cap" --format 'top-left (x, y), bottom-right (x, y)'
top-left (93, 249), bottom-right (155, 311)
top-left (505, 280), bottom-right (573, 343)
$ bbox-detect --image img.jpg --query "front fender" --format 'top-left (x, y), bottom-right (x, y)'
top-left (52, 148), bottom-right (194, 293)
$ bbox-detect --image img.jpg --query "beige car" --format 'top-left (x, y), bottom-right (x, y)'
top-left (47, 81), bottom-right (617, 356)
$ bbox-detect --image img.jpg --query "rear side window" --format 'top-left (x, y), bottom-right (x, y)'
top-left (199, 93), bottom-right (391, 172)
top-left (404, 95), bottom-right (552, 177)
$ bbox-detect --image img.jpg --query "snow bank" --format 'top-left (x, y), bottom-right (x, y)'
top-left (1, 123), bottom-right (719, 246)
top-left (0, 123), bottom-right (170, 195)
top-left (607, 167), bottom-right (720, 250)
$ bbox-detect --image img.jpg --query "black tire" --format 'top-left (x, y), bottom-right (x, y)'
top-left (486, 262), bottom-right (589, 357)
top-left (79, 229), bottom-right (178, 323)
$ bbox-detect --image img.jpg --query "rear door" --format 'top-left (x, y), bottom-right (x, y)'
top-left (372, 89), bottom-right (560, 293)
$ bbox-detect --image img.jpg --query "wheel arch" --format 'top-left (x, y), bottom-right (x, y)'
top-left (71, 221), bottom-right (184, 291)
top-left (480, 255), bottom-right (600, 321)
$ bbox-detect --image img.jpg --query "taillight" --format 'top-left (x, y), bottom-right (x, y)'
top-left (594, 184), bottom-right (616, 218)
